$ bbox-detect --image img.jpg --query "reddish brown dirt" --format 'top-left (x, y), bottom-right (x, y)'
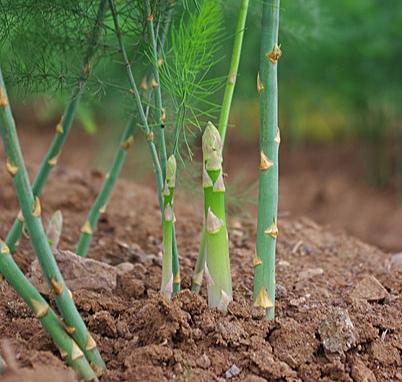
top-left (0, 157), bottom-right (402, 381)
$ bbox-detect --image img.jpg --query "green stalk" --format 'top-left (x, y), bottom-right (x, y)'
top-left (76, 118), bottom-right (135, 257)
top-left (202, 122), bottom-right (232, 311)
top-left (191, 227), bottom-right (206, 293)
top-left (5, 0), bottom-right (108, 253)
top-left (145, 0), bottom-right (181, 294)
top-left (218, 0), bottom-right (249, 143)
top-left (172, 225), bottom-right (180, 294)
top-left (0, 240), bottom-right (97, 381)
top-left (109, 0), bottom-right (163, 209)
top-left (145, 0), bottom-right (168, 177)
top-left (0, 70), bottom-right (106, 375)
top-left (253, 0), bottom-right (281, 320)
top-left (191, 0), bottom-right (249, 293)
top-left (109, 0), bottom-right (181, 295)
top-left (160, 156), bottom-right (176, 298)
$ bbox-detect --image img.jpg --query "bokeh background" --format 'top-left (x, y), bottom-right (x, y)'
top-left (2, 0), bottom-right (402, 251)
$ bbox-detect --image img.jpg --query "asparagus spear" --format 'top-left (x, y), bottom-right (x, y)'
top-left (202, 122), bottom-right (232, 311)
top-left (0, 69), bottom-right (105, 374)
top-left (253, 0), bottom-right (281, 320)
top-left (0, 240), bottom-right (97, 380)
top-left (76, 118), bottom-right (135, 257)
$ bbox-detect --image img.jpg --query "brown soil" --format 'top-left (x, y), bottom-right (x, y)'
top-left (0, 157), bottom-right (402, 381)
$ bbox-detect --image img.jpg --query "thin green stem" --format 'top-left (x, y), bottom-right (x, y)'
top-left (218, 0), bottom-right (249, 144)
top-left (253, 0), bottom-right (281, 320)
top-left (145, 0), bottom-right (167, 178)
top-left (0, 69), bottom-right (105, 375)
top-left (109, 0), bottom-right (163, 207)
top-left (5, 0), bottom-right (108, 253)
top-left (76, 118), bottom-right (135, 257)
top-left (161, 155), bottom-right (176, 298)
top-left (0, 241), bottom-right (97, 381)
top-left (110, 0), bottom-right (181, 295)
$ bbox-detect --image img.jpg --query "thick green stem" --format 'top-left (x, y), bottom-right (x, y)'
top-left (0, 70), bottom-right (105, 374)
top-left (218, 0), bottom-right (249, 144)
top-left (5, 0), bottom-right (108, 253)
top-left (253, 0), bottom-right (281, 320)
top-left (0, 241), bottom-right (97, 380)
top-left (202, 123), bottom-right (232, 311)
top-left (76, 118), bottom-right (135, 257)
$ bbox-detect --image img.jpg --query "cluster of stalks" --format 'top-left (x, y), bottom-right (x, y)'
top-left (0, 0), bottom-right (281, 378)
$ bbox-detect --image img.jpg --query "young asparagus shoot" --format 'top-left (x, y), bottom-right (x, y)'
top-left (77, 118), bottom-right (135, 257)
top-left (253, 0), bottom-right (281, 320)
top-left (108, 0), bottom-right (181, 293)
top-left (161, 155), bottom-right (177, 298)
top-left (144, 0), bottom-right (181, 294)
top-left (191, 0), bottom-right (249, 292)
top-left (202, 122), bottom-right (232, 311)
top-left (5, 0), bottom-right (108, 253)
top-left (0, 69), bottom-right (105, 374)
top-left (0, 239), bottom-right (98, 380)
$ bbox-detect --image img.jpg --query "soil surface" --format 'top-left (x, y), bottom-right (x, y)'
top-left (0, 156), bottom-right (402, 381)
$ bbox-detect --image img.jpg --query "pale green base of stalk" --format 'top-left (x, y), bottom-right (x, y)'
top-left (0, 241), bottom-right (97, 380)
top-left (172, 225), bottom-right (180, 295)
top-left (0, 355), bottom-right (4, 374)
top-left (204, 184), bottom-right (232, 311)
top-left (191, 228), bottom-right (206, 293)
top-left (0, 70), bottom-right (105, 373)
top-left (77, 119), bottom-right (135, 257)
top-left (5, 0), bottom-right (108, 254)
top-left (161, 220), bottom-right (173, 298)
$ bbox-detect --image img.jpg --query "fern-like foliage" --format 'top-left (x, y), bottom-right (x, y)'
top-left (159, 0), bottom-right (225, 157)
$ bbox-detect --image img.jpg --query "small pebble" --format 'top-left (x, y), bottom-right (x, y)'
top-left (225, 364), bottom-right (241, 379)
top-left (196, 354), bottom-right (211, 369)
